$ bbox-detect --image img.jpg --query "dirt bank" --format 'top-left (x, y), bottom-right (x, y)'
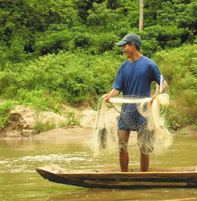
top-left (0, 105), bottom-right (196, 139)
top-left (0, 105), bottom-right (98, 138)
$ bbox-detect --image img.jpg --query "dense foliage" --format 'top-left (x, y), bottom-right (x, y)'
top-left (0, 0), bottom-right (196, 64)
top-left (0, 0), bottom-right (197, 129)
top-left (153, 44), bottom-right (197, 129)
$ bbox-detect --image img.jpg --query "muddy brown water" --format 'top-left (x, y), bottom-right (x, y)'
top-left (0, 131), bottom-right (197, 201)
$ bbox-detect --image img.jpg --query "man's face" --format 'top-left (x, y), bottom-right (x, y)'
top-left (122, 43), bottom-right (134, 58)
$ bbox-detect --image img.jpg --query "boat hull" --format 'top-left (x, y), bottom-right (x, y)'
top-left (36, 164), bottom-right (197, 189)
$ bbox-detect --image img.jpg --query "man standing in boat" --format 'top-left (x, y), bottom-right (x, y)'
top-left (102, 34), bottom-right (167, 172)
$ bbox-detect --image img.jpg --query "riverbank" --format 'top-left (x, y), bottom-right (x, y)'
top-left (0, 104), bottom-right (98, 138)
top-left (0, 105), bottom-right (196, 139)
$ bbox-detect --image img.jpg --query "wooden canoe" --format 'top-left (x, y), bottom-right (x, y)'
top-left (36, 164), bottom-right (197, 189)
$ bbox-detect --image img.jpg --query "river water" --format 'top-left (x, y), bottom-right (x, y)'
top-left (0, 132), bottom-right (197, 201)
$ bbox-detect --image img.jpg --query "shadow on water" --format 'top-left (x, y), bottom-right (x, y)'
top-left (0, 134), bottom-right (197, 201)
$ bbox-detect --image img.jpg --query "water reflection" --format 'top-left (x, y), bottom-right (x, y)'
top-left (58, 188), bottom-right (197, 201)
top-left (0, 134), bottom-right (197, 201)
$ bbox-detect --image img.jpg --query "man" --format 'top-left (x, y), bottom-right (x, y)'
top-left (102, 34), bottom-right (167, 172)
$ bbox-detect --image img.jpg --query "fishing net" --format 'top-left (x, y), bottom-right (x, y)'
top-left (95, 93), bottom-right (173, 155)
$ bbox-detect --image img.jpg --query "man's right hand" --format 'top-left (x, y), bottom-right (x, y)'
top-left (101, 94), bottom-right (110, 102)
top-left (102, 88), bottom-right (120, 102)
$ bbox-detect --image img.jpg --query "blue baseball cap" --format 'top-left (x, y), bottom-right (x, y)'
top-left (116, 34), bottom-right (141, 47)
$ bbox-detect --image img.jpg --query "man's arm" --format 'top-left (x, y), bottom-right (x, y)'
top-left (152, 80), bottom-right (168, 101)
top-left (102, 88), bottom-right (120, 102)
top-left (161, 80), bottom-right (168, 93)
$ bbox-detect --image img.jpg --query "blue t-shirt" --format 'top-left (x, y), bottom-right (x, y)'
top-left (112, 56), bottom-right (165, 131)
top-left (113, 56), bottom-right (163, 96)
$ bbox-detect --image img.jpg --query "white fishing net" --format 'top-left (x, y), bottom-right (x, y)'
top-left (95, 93), bottom-right (173, 155)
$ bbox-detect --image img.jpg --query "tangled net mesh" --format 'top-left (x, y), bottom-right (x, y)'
top-left (95, 93), bottom-right (173, 155)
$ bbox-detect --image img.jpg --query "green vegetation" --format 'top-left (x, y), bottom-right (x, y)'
top-left (33, 118), bottom-right (56, 134)
top-left (65, 108), bottom-right (81, 127)
top-left (0, 100), bottom-right (15, 129)
top-left (153, 44), bottom-right (197, 129)
top-left (0, 0), bottom-right (197, 130)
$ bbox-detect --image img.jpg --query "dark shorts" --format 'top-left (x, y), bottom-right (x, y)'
top-left (118, 103), bottom-right (146, 131)
top-left (118, 120), bottom-right (155, 154)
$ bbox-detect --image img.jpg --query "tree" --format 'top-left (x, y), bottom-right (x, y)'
top-left (139, 0), bottom-right (144, 31)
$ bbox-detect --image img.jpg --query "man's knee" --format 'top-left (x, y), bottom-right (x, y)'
top-left (118, 130), bottom-right (130, 153)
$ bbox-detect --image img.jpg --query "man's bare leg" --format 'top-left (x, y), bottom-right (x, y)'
top-left (119, 149), bottom-right (129, 172)
top-left (138, 132), bottom-right (149, 172)
top-left (140, 152), bottom-right (149, 172)
top-left (118, 130), bottom-right (130, 172)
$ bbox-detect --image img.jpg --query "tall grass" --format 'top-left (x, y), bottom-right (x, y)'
top-left (153, 44), bottom-right (197, 129)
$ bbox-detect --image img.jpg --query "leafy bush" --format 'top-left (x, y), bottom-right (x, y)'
top-left (0, 50), bottom-right (121, 105)
top-left (139, 25), bottom-right (193, 57)
top-left (87, 2), bottom-right (116, 30)
top-left (153, 44), bottom-right (197, 128)
top-left (34, 30), bottom-right (73, 55)
top-left (0, 100), bottom-right (16, 129)
top-left (90, 32), bottom-right (119, 54)
top-left (141, 38), bottom-right (162, 58)
top-left (157, 1), bottom-right (197, 32)
top-left (1, 38), bottom-right (28, 66)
